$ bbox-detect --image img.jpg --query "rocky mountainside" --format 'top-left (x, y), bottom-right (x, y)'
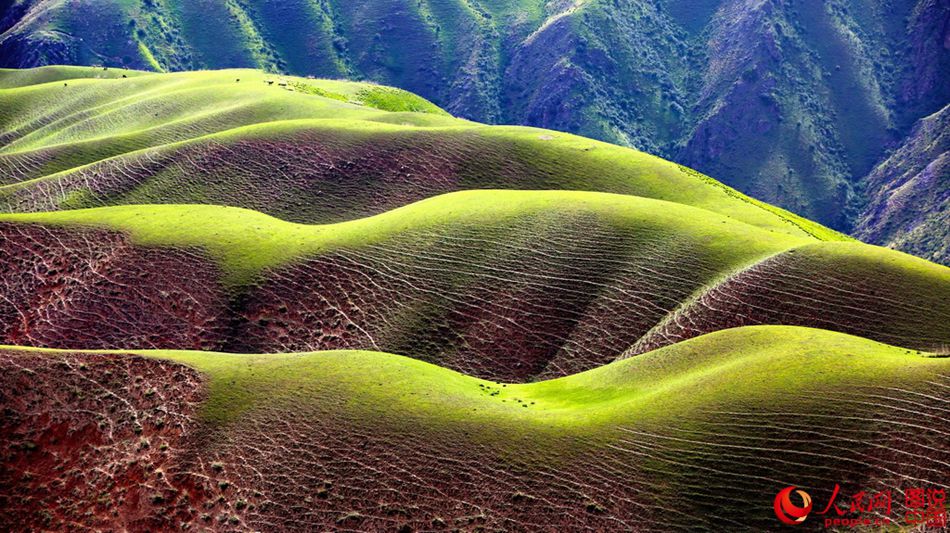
top-left (854, 104), bottom-right (949, 264)
top-left (1, 0), bottom-right (947, 262)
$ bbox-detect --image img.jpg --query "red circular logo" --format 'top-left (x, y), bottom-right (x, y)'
top-left (774, 486), bottom-right (813, 525)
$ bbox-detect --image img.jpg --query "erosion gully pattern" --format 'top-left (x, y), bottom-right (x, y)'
top-left (610, 387), bottom-right (950, 530)
top-left (0, 223), bottom-right (230, 350)
top-left (200, 402), bottom-right (657, 532)
top-left (5, 131), bottom-right (656, 223)
top-left (0, 215), bottom-right (726, 382)
top-left (2, 348), bottom-right (948, 531)
top-left (234, 217), bottom-right (720, 382)
top-left (0, 350), bottom-right (214, 531)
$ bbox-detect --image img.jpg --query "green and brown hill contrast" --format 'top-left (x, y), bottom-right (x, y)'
top-left (1, 0), bottom-right (948, 264)
top-left (0, 68), bottom-right (948, 531)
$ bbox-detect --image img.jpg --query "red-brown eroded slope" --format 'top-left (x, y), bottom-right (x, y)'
top-left (2, 222), bottom-right (949, 383)
top-left (230, 218), bottom-right (726, 382)
top-left (0, 222), bottom-right (231, 350)
top-left (0, 217), bottom-right (741, 382)
top-left (0, 350), bottom-right (216, 531)
top-left (0, 129), bottom-right (725, 225)
top-left (1, 342), bottom-right (949, 531)
top-left (118, 366), bottom-right (950, 531)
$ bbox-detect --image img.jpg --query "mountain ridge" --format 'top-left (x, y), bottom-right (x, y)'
top-left (0, 67), bottom-right (840, 243)
top-left (3, 326), bottom-right (949, 530)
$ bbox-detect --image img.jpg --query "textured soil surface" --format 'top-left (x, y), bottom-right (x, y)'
top-left (2, 128), bottom-right (706, 224)
top-left (0, 351), bottom-right (213, 531)
top-left (191, 394), bottom-right (950, 531)
top-left (230, 217), bottom-right (723, 382)
top-left (0, 223), bottom-right (230, 350)
top-left (4, 222), bottom-right (948, 384)
top-left (630, 244), bottom-right (950, 356)
top-left (2, 344), bottom-right (948, 531)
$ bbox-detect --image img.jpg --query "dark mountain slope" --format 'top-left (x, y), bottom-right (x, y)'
top-left (898, 0), bottom-right (950, 126)
top-left (853, 104), bottom-right (949, 264)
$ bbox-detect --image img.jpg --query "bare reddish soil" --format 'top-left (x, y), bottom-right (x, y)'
top-left (5, 131), bottom-right (642, 222)
top-left (0, 222), bottom-right (231, 350)
top-left (0, 219), bottom-right (727, 382)
top-left (0, 350), bottom-right (218, 531)
top-left (231, 220), bottom-right (722, 382)
top-left (3, 224), bottom-right (948, 384)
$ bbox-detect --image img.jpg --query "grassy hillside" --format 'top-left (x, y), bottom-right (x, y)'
top-left (0, 67), bottom-right (840, 243)
top-left (630, 240), bottom-right (950, 355)
top-left (0, 65), bottom-right (147, 88)
top-left (0, 67), bottom-right (446, 155)
top-left (0, 191), bottom-right (807, 284)
top-left (3, 326), bottom-right (948, 530)
top-left (2, 192), bottom-right (947, 382)
top-left (2, 1), bottom-right (947, 264)
top-left (0, 191), bottom-right (803, 381)
top-left (0, 64), bottom-right (947, 531)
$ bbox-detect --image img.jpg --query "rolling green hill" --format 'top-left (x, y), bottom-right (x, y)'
top-left (3, 326), bottom-right (948, 530)
top-left (0, 66), bottom-right (948, 531)
top-left (2, 0), bottom-right (947, 264)
top-left (1, 67), bottom-right (946, 379)
top-left (0, 67), bottom-right (837, 242)
top-left (2, 190), bottom-right (947, 382)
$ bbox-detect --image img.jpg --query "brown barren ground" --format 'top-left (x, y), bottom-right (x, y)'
top-left (0, 223), bottom-right (230, 350)
top-left (0, 351), bottom-right (214, 531)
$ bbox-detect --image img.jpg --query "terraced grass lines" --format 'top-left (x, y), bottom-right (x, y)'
top-left (1, 193), bottom-right (947, 382)
top-left (0, 67), bottom-right (840, 242)
top-left (2, 327), bottom-right (948, 530)
top-left (1, 66), bottom-right (948, 532)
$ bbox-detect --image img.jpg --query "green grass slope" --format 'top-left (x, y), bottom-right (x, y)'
top-left (631, 239), bottom-right (950, 355)
top-left (3, 326), bottom-right (948, 530)
top-left (0, 67), bottom-right (446, 162)
top-left (0, 65), bottom-right (148, 89)
top-left (3, 1), bottom-right (947, 265)
top-left (0, 67), bottom-right (842, 242)
top-left (0, 190), bottom-right (811, 380)
top-left (1, 192), bottom-right (947, 381)
top-left (0, 190), bottom-right (808, 285)
top-left (142, 325), bottom-right (950, 429)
